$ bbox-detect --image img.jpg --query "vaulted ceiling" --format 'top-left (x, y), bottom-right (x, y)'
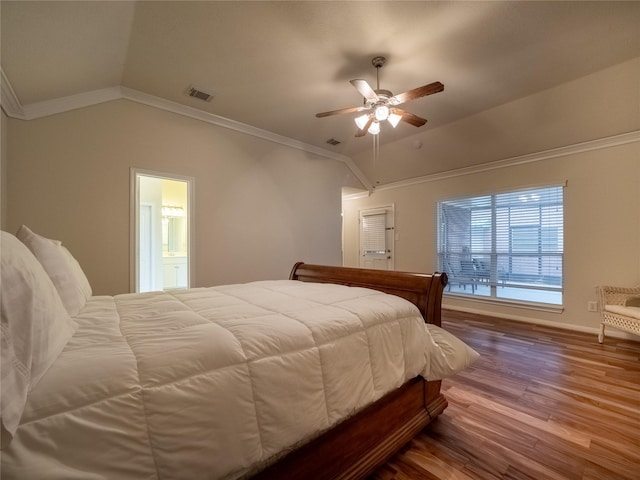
top-left (2, 1), bottom-right (639, 186)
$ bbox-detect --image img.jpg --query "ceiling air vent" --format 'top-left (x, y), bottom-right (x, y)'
top-left (187, 85), bottom-right (214, 102)
top-left (326, 138), bottom-right (341, 146)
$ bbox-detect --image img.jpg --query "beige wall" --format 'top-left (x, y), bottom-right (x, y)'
top-left (5, 99), bottom-right (361, 294)
top-left (1, 111), bottom-right (7, 230)
top-left (350, 57), bottom-right (640, 185)
top-left (343, 59), bottom-right (640, 333)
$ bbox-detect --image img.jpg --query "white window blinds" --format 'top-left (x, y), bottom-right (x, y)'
top-left (362, 212), bottom-right (387, 255)
top-left (437, 185), bottom-right (564, 305)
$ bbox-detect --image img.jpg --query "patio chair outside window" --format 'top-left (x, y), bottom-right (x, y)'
top-left (437, 184), bottom-right (564, 306)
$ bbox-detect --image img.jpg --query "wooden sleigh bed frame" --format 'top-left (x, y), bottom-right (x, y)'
top-left (252, 262), bottom-right (449, 480)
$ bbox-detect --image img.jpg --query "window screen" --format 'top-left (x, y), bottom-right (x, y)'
top-left (437, 185), bottom-right (564, 305)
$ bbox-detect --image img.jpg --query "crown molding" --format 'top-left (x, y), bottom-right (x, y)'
top-left (342, 189), bottom-right (370, 201)
top-left (12, 74), bottom-right (631, 194)
top-left (340, 158), bottom-right (374, 193)
top-left (120, 87), bottom-right (373, 192)
top-left (0, 72), bottom-right (373, 191)
top-left (21, 86), bottom-right (123, 120)
top-left (0, 70), bottom-right (121, 120)
top-left (1, 69), bottom-right (25, 119)
top-left (3, 67), bottom-right (634, 196)
top-left (373, 130), bottom-right (640, 193)
top-left (120, 88), bottom-right (373, 192)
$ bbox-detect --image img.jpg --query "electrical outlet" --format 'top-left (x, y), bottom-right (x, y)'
top-left (587, 301), bottom-right (598, 312)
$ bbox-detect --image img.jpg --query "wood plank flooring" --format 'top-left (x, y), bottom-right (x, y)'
top-left (370, 309), bottom-right (640, 480)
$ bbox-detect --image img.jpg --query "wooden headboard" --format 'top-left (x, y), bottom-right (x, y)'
top-left (289, 262), bottom-right (447, 327)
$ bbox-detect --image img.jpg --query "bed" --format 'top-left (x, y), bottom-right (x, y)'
top-left (1, 227), bottom-right (478, 480)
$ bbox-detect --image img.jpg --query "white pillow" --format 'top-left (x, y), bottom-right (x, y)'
top-left (422, 323), bottom-right (480, 381)
top-left (1, 231), bottom-right (77, 446)
top-left (16, 225), bottom-right (92, 316)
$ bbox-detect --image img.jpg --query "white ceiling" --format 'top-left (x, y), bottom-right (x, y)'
top-left (2, 1), bottom-right (640, 183)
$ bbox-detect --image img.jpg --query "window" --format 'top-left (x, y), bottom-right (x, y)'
top-left (361, 212), bottom-right (387, 255)
top-left (359, 206), bottom-right (394, 271)
top-left (437, 185), bottom-right (564, 306)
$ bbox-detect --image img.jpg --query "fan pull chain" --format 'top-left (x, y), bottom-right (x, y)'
top-left (373, 134), bottom-right (379, 172)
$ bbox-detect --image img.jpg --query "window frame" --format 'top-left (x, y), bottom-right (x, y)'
top-left (437, 183), bottom-right (565, 310)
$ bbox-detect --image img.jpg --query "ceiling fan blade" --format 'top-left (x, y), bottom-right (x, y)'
top-left (350, 79), bottom-right (378, 101)
top-left (355, 116), bottom-right (374, 137)
top-left (390, 81), bottom-right (444, 105)
top-left (394, 109), bottom-right (428, 127)
top-left (316, 106), bottom-right (367, 118)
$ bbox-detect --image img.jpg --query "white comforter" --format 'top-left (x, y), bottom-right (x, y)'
top-left (2, 280), bottom-right (466, 479)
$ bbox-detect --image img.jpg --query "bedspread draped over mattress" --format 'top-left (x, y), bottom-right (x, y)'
top-left (3, 280), bottom-right (449, 479)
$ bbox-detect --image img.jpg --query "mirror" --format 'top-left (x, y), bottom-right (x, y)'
top-left (162, 208), bottom-right (187, 255)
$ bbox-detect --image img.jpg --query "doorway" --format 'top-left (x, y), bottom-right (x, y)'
top-left (131, 169), bottom-right (194, 292)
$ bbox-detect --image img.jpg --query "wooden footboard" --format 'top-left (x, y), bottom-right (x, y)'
top-left (251, 263), bottom-right (448, 480)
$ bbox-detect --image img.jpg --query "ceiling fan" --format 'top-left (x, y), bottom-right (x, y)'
top-left (316, 56), bottom-right (444, 137)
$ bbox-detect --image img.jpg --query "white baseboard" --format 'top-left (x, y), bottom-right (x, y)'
top-left (443, 304), bottom-right (640, 342)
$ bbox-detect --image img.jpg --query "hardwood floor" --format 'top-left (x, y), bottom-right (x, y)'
top-left (371, 309), bottom-right (640, 480)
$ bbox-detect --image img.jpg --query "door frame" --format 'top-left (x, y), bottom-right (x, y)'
top-left (130, 168), bottom-right (195, 292)
top-left (138, 203), bottom-right (154, 292)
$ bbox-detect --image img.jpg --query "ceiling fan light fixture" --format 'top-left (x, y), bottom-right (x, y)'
top-left (354, 114), bottom-right (371, 130)
top-left (374, 105), bottom-right (389, 122)
top-left (316, 56), bottom-right (443, 138)
top-left (388, 112), bottom-right (402, 128)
